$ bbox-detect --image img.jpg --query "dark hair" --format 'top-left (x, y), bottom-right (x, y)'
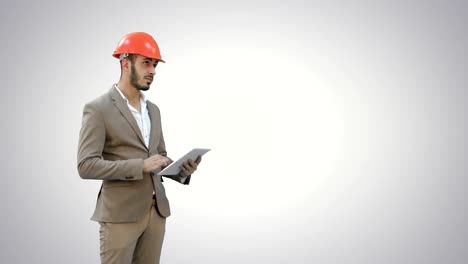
top-left (126, 54), bottom-right (137, 64)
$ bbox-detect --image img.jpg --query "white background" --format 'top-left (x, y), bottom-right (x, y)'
top-left (1, 0), bottom-right (466, 263)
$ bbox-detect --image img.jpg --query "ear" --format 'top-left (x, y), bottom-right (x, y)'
top-left (121, 58), bottom-right (130, 71)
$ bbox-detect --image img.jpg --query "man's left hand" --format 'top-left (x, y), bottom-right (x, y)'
top-left (179, 155), bottom-right (202, 177)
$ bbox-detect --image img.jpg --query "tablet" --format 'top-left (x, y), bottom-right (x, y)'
top-left (157, 148), bottom-right (211, 176)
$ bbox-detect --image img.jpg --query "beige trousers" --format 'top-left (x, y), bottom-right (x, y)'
top-left (99, 205), bottom-right (166, 264)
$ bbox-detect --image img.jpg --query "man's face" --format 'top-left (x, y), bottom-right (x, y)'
top-left (129, 55), bottom-right (158, 91)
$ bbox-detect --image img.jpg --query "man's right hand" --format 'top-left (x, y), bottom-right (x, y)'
top-left (143, 154), bottom-right (170, 172)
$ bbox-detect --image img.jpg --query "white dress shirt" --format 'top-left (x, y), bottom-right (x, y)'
top-left (114, 85), bottom-right (151, 148)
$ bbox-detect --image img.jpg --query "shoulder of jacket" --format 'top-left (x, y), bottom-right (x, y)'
top-left (147, 100), bottom-right (160, 111)
top-left (86, 91), bottom-right (113, 107)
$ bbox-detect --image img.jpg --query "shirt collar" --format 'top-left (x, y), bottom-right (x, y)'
top-left (114, 84), bottom-right (147, 104)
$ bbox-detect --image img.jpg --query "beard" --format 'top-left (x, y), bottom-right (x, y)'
top-left (130, 64), bottom-right (151, 91)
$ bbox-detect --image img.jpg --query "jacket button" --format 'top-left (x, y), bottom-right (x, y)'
top-left (150, 172), bottom-right (154, 177)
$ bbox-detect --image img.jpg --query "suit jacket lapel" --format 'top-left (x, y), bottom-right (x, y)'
top-left (109, 87), bottom-right (147, 149)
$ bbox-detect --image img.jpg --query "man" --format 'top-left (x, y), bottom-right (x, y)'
top-left (77, 32), bottom-right (201, 264)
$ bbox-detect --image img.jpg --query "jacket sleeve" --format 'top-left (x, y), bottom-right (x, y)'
top-left (77, 103), bottom-right (144, 181)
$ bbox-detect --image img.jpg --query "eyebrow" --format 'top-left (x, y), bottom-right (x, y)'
top-left (142, 57), bottom-right (158, 66)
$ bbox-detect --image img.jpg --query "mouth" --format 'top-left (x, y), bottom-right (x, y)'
top-left (144, 76), bottom-right (153, 82)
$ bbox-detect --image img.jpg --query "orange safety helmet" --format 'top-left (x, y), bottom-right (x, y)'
top-left (113, 32), bottom-right (165, 63)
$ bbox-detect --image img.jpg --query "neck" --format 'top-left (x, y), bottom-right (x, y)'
top-left (117, 80), bottom-right (141, 103)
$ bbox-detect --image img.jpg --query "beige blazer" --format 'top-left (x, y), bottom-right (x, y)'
top-left (77, 86), bottom-right (189, 223)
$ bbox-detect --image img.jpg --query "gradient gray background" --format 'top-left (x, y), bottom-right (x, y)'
top-left (1, 0), bottom-right (466, 263)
